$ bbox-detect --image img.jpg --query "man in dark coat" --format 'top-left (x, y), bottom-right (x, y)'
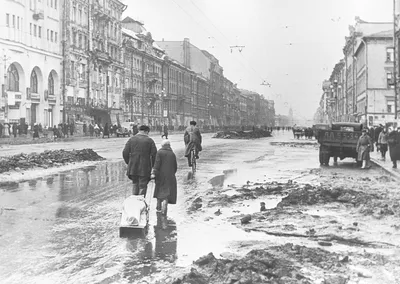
top-left (123, 125), bottom-right (157, 196)
top-left (162, 124), bottom-right (168, 139)
top-left (132, 124), bottom-right (139, 135)
top-left (103, 122), bottom-right (110, 138)
top-left (388, 127), bottom-right (400, 168)
top-left (151, 139), bottom-right (177, 216)
top-left (184, 121), bottom-right (202, 167)
top-left (12, 123), bottom-right (17, 138)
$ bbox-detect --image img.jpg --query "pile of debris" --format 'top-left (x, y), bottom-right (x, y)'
top-left (212, 129), bottom-right (272, 139)
top-left (0, 149), bottom-right (105, 173)
top-left (172, 243), bottom-right (348, 284)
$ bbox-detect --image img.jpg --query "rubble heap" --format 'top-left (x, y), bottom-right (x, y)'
top-left (0, 149), bottom-right (105, 173)
top-left (212, 129), bottom-right (272, 139)
top-left (172, 243), bottom-right (347, 284)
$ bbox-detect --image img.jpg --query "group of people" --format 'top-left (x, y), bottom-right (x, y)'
top-left (357, 124), bottom-right (400, 169)
top-left (122, 121), bottom-right (202, 216)
top-left (292, 127), bottom-right (314, 139)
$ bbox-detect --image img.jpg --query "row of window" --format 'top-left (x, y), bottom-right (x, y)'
top-left (7, 64), bottom-right (55, 95)
top-left (30, 0), bottom-right (58, 10)
top-left (29, 23), bottom-right (58, 42)
top-left (72, 31), bottom-right (88, 49)
top-left (5, 14), bottom-right (23, 30)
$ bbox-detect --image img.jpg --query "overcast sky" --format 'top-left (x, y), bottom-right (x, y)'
top-left (121, 0), bottom-right (393, 120)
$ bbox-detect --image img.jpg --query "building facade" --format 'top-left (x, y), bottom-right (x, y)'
top-left (62, 0), bottom-right (127, 125)
top-left (1, 0), bottom-right (62, 127)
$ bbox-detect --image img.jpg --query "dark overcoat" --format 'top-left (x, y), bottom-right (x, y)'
top-left (184, 125), bottom-right (202, 157)
top-left (122, 134), bottom-right (157, 179)
top-left (388, 131), bottom-right (400, 161)
top-left (152, 145), bottom-right (177, 204)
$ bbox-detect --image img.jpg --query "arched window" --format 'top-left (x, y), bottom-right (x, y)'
top-left (48, 73), bottom-right (54, 95)
top-left (7, 64), bottom-right (19, 92)
top-left (30, 70), bottom-right (38, 93)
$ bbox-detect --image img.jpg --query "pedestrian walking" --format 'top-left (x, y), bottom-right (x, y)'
top-left (132, 123), bottom-right (138, 135)
top-left (103, 122), bottom-right (110, 138)
top-left (122, 125), bottom-right (157, 196)
top-left (83, 123), bottom-right (87, 136)
top-left (94, 124), bottom-right (100, 137)
top-left (377, 128), bottom-right (389, 161)
top-left (33, 123), bottom-right (40, 139)
top-left (150, 139), bottom-right (177, 216)
top-left (356, 129), bottom-right (374, 169)
top-left (162, 124), bottom-right (168, 139)
top-left (12, 123), bottom-right (17, 138)
top-left (388, 127), bottom-right (400, 169)
top-left (4, 123), bottom-right (10, 137)
top-left (89, 123), bottom-right (94, 137)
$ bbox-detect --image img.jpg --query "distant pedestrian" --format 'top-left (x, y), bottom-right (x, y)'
top-left (388, 127), bottom-right (400, 169)
top-left (12, 123), bottom-right (17, 138)
top-left (357, 129), bottom-right (374, 169)
top-left (151, 139), bottom-right (177, 216)
top-left (103, 122), bottom-right (110, 138)
top-left (70, 122), bottom-right (74, 136)
top-left (33, 123), bottom-right (40, 139)
top-left (83, 123), bottom-right (87, 136)
top-left (132, 124), bottom-right (138, 135)
top-left (162, 124), bottom-right (168, 139)
top-left (378, 128), bottom-right (389, 161)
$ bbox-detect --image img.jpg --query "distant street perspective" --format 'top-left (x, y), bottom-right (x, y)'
top-left (2, 0), bottom-right (400, 283)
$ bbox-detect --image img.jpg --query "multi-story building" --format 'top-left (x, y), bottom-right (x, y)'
top-left (342, 18), bottom-right (392, 124)
top-left (62, 0), bottom-right (126, 125)
top-left (121, 17), bottom-right (164, 126)
top-left (1, 0), bottom-right (62, 127)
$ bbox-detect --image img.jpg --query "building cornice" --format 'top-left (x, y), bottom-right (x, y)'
top-left (0, 39), bottom-right (62, 59)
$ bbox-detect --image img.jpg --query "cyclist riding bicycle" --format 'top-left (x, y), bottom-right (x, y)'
top-left (184, 121), bottom-right (202, 167)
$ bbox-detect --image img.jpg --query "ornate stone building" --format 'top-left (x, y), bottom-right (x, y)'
top-left (121, 17), bottom-right (164, 126)
top-left (62, 0), bottom-right (126, 125)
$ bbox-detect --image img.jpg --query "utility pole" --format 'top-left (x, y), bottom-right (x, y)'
top-left (394, 0), bottom-right (398, 120)
top-left (62, 0), bottom-right (67, 124)
top-left (86, 0), bottom-right (91, 117)
top-left (141, 56), bottom-right (145, 124)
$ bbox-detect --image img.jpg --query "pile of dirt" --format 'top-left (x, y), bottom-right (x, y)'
top-left (0, 149), bottom-right (105, 173)
top-left (278, 185), bottom-right (380, 208)
top-left (212, 129), bottom-right (272, 139)
top-left (207, 182), bottom-right (299, 207)
top-left (171, 243), bottom-right (348, 284)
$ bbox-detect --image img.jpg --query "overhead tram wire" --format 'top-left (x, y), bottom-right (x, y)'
top-left (172, 0), bottom-right (282, 99)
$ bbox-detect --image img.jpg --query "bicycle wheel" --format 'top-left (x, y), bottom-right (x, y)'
top-left (191, 149), bottom-right (197, 173)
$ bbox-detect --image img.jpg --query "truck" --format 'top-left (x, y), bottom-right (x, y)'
top-left (317, 122), bottom-right (364, 166)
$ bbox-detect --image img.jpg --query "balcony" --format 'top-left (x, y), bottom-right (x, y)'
top-left (92, 49), bottom-right (111, 64)
top-left (48, 94), bottom-right (57, 103)
top-left (146, 72), bottom-right (160, 82)
top-left (30, 93), bottom-right (40, 101)
top-left (124, 88), bottom-right (137, 96)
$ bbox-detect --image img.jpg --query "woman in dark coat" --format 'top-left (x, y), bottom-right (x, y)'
top-left (33, 123), bottom-right (39, 139)
top-left (388, 127), bottom-right (400, 168)
top-left (103, 122), bottom-right (110, 138)
top-left (151, 139), bottom-right (177, 216)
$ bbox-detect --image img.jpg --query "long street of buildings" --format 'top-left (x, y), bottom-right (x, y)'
top-left (0, 0), bottom-right (275, 132)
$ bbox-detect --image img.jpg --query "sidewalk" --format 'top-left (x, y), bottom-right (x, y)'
top-left (371, 152), bottom-right (400, 180)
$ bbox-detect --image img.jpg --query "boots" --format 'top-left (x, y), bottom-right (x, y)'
top-left (361, 160), bottom-right (366, 169)
top-left (156, 199), bottom-right (162, 213)
top-left (161, 200), bottom-right (168, 215)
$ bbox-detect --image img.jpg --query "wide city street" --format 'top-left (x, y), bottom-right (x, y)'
top-left (1, 132), bottom-right (399, 284)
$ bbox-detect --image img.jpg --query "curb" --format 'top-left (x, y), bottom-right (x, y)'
top-left (370, 158), bottom-right (400, 180)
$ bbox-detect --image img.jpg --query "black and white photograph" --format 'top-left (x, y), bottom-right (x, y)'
top-left (1, 0), bottom-right (400, 283)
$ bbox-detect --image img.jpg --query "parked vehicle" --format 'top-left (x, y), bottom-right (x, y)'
top-left (116, 122), bottom-right (132, 138)
top-left (317, 122), bottom-right (364, 166)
